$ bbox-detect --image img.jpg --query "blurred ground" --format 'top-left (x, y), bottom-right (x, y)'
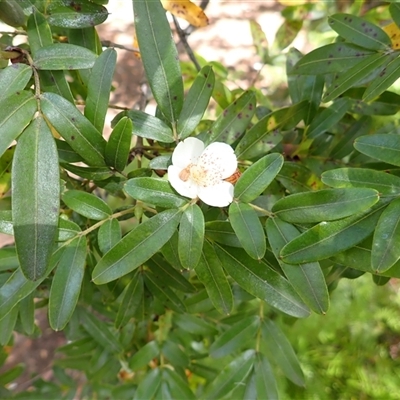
top-left (1, 0), bottom-right (293, 393)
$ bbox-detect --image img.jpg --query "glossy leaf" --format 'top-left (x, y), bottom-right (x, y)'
top-left (40, 92), bottom-right (106, 166)
top-left (49, 236), bottom-right (86, 331)
top-left (114, 110), bottom-right (174, 143)
top-left (277, 162), bottom-right (323, 193)
top-left (254, 353), bottom-right (279, 400)
top-left (115, 272), bottom-right (144, 329)
top-left (33, 43), bottom-right (97, 70)
top-left (144, 270), bottom-right (186, 312)
top-left (195, 240), bottom-right (233, 315)
top-left (0, 91), bottom-right (37, 159)
top-left (133, 0), bottom-right (183, 123)
top-left (281, 200), bottom-right (388, 264)
top-left (0, 247), bottom-right (18, 271)
top-left (328, 13), bottom-right (391, 51)
top-left (129, 340), bottom-right (159, 370)
top-left (62, 190), bottom-right (112, 221)
top-left (272, 188), bottom-right (379, 223)
top-left (354, 134), bottom-right (400, 167)
top-left (178, 65), bottom-right (215, 139)
top-left (147, 254), bottom-right (195, 293)
top-left (235, 101), bottom-right (307, 160)
top-left (204, 350), bottom-right (255, 400)
top-left (266, 217), bottom-right (329, 314)
top-left (235, 153), bottom-right (284, 202)
top-left (92, 209), bottom-right (182, 284)
top-left (174, 313), bottom-right (217, 335)
top-left (229, 202), bottom-right (266, 260)
top-left (321, 168), bottom-right (400, 195)
top-left (134, 368), bottom-right (161, 400)
top-left (363, 55), bottom-right (400, 101)
top-left (12, 116), bottom-right (60, 280)
top-left (372, 197), bottom-right (400, 272)
top-left (58, 218), bottom-right (81, 242)
top-left (162, 369), bottom-right (196, 400)
top-left (306, 97), bottom-right (350, 138)
top-left (261, 320), bottom-right (305, 386)
top-left (124, 177), bottom-right (187, 208)
top-left (204, 221), bottom-right (242, 248)
top-left (207, 90), bottom-right (256, 144)
top-left (98, 218), bottom-right (121, 255)
top-left (210, 316), bottom-right (260, 358)
top-left (323, 53), bottom-right (395, 102)
top-left (46, 1), bottom-right (108, 28)
top-left (215, 244), bottom-right (310, 318)
top-left (80, 307), bottom-right (123, 353)
top-left (291, 43), bottom-right (375, 75)
top-left (84, 48), bottom-right (116, 132)
top-left (105, 117), bottom-right (132, 171)
top-left (178, 204), bottom-right (204, 269)
top-left (0, 64), bottom-right (32, 99)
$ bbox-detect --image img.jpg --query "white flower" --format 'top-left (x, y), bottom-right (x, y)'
top-left (168, 137), bottom-right (238, 207)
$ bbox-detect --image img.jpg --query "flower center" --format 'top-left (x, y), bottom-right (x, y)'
top-left (178, 163), bottom-right (222, 187)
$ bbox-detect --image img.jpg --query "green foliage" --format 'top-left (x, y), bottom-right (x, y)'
top-left (1, 0), bottom-right (400, 398)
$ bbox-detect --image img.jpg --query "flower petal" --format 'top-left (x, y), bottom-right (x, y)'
top-left (172, 137), bottom-right (204, 169)
top-left (168, 165), bottom-right (198, 199)
top-left (198, 142), bottom-right (237, 179)
top-left (198, 181), bottom-right (234, 207)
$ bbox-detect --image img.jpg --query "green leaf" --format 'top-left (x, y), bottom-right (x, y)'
top-left (281, 200), bottom-right (388, 264)
top-left (291, 43), bottom-right (375, 75)
top-left (266, 217), bottom-right (329, 314)
top-left (321, 167), bottom-right (400, 195)
top-left (84, 48), bottom-right (116, 132)
top-left (115, 272), bottom-right (143, 329)
top-left (33, 43), bottom-right (97, 70)
top-left (134, 368), bottom-right (161, 400)
top-left (215, 244), bottom-right (310, 318)
top-left (205, 221), bottom-right (242, 248)
top-left (92, 209), bottom-right (182, 284)
top-left (129, 340), bottom-right (159, 370)
top-left (162, 341), bottom-right (189, 368)
top-left (79, 307), bottom-right (123, 353)
top-left (274, 19), bottom-right (302, 50)
top-left (178, 65), bottom-right (215, 139)
top-left (49, 236), bottom-right (86, 331)
top-left (207, 90), bottom-right (256, 144)
top-left (133, 0), bottom-right (183, 124)
top-left (173, 313), bottom-right (217, 335)
top-left (363, 55), bottom-right (400, 101)
top-left (46, 1), bottom-right (108, 28)
top-left (41, 92), bottom-right (106, 166)
top-left (306, 97), bottom-right (351, 138)
top-left (323, 53), bottom-right (395, 102)
top-left (12, 116), bottom-right (60, 280)
top-left (272, 188), bottom-right (379, 223)
top-left (62, 190), bottom-right (112, 221)
top-left (113, 110), bottom-right (174, 143)
top-left (98, 218), bottom-right (121, 255)
top-left (61, 164), bottom-right (113, 181)
top-left (328, 13), bottom-right (391, 51)
top-left (354, 134), bottom-right (400, 167)
top-left (19, 293), bottom-right (35, 335)
top-left (204, 350), bottom-right (255, 400)
top-left (254, 353), bottom-right (279, 400)
top-left (277, 162), bottom-right (323, 193)
top-left (163, 369), bottom-right (196, 400)
top-left (124, 177), bottom-right (187, 208)
top-left (234, 153), bottom-right (284, 203)
top-left (178, 204), bottom-right (204, 269)
top-left (0, 91), bottom-right (37, 159)
top-left (0, 247), bottom-right (18, 271)
top-left (235, 101), bottom-right (307, 160)
top-left (210, 316), bottom-right (260, 358)
top-left (146, 254), bottom-right (195, 293)
top-left (261, 320), bottom-right (305, 386)
top-left (105, 117), bottom-right (132, 171)
top-left (0, 305), bottom-right (18, 346)
top-left (144, 270), bottom-right (186, 312)
top-left (229, 202), bottom-right (266, 260)
top-left (195, 240), bottom-right (233, 315)
top-left (372, 197), bottom-right (400, 272)
top-left (0, 64), bottom-right (32, 98)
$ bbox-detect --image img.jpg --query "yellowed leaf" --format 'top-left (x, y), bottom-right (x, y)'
top-left (161, 0), bottom-right (209, 28)
top-left (383, 22), bottom-right (400, 50)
